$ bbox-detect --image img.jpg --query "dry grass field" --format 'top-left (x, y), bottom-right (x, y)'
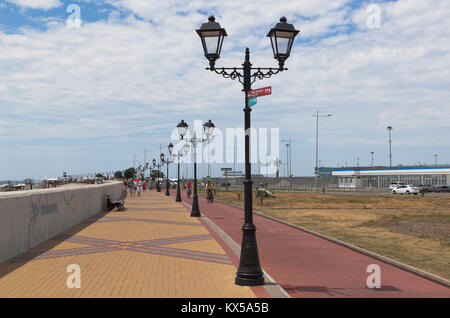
top-left (201, 189), bottom-right (450, 280)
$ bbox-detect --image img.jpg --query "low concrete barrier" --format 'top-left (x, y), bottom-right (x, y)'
top-left (0, 182), bottom-right (126, 263)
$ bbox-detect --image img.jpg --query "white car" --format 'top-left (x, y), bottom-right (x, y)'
top-left (392, 185), bottom-right (419, 195)
top-left (389, 182), bottom-right (406, 190)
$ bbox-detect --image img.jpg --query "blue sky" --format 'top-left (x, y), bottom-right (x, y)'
top-left (0, 0), bottom-right (449, 179)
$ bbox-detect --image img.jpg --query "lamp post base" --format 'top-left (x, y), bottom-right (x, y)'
top-left (176, 188), bottom-right (182, 202)
top-left (234, 224), bottom-right (265, 286)
top-left (235, 275), bottom-right (265, 286)
top-left (190, 196), bottom-right (201, 217)
top-left (165, 180), bottom-right (170, 196)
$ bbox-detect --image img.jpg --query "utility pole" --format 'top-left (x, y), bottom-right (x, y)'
top-left (387, 126), bottom-right (393, 167)
top-left (233, 142), bottom-right (236, 185)
top-left (313, 111), bottom-right (332, 192)
top-left (371, 152), bottom-right (374, 167)
top-left (289, 138), bottom-right (292, 176)
top-left (281, 139), bottom-right (288, 177)
top-left (281, 138), bottom-right (292, 177)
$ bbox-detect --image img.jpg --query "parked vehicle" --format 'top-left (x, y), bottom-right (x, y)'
top-left (439, 186), bottom-right (450, 192)
top-left (429, 185), bottom-right (450, 193)
top-left (392, 185), bottom-right (419, 195)
top-left (421, 185), bottom-right (434, 192)
top-left (389, 182), bottom-right (406, 191)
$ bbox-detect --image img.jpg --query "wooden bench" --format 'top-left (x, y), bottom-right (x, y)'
top-left (106, 194), bottom-right (125, 212)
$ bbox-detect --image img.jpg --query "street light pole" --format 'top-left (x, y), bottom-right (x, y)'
top-left (281, 139), bottom-right (291, 177)
top-left (171, 142), bottom-right (188, 202)
top-left (313, 111), bottom-right (332, 193)
top-left (177, 156), bottom-right (181, 201)
top-left (163, 151), bottom-right (173, 196)
top-left (157, 161), bottom-right (161, 192)
top-left (196, 15), bottom-right (299, 286)
top-left (152, 158), bottom-right (162, 192)
top-left (387, 126), bottom-right (393, 167)
top-left (371, 152), bottom-right (374, 167)
top-left (177, 120), bottom-right (215, 218)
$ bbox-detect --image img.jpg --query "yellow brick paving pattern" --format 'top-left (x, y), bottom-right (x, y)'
top-left (0, 190), bottom-right (256, 298)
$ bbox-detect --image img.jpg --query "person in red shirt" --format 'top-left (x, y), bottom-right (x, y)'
top-left (186, 180), bottom-right (192, 198)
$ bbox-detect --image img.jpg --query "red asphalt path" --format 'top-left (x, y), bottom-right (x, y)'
top-left (170, 189), bottom-right (450, 298)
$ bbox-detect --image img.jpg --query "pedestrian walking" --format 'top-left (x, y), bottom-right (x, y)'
top-left (186, 180), bottom-right (192, 199)
top-left (128, 179), bottom-right (134, 197)
top-left (137, 180), bottom-right (142, 196)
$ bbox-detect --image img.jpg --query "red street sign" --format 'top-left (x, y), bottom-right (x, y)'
top-left (248, 86), bottom-right (272, 98)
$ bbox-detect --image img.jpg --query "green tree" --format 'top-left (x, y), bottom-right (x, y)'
top-left (150, 169), bottom-right (165, 180)
top-left (114, 171), bottom-right (123, 179)
top-left (124, 167), bottom-right (136, 179)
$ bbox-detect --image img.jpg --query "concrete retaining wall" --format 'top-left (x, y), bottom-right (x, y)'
top-left (0, 182), bottom-right (126, 263)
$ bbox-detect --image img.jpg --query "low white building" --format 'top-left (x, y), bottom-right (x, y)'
top-left (332, 166), bottom-right (450, 189)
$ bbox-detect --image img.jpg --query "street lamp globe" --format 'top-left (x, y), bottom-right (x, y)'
top-left (196, 16), bottom-right (227, 69)
top-left (203, 119), bottom-right (215, 138)
top-left (168, 142), bottom-right (174, 155)
top-left (152, 158), bottom-right (156, 168)
top-left (177, 120), bottom-right (188, 139)
top-left (160, 153), bottom-right (165, 162)
top-left (267, 17), bottom-right (299, 69)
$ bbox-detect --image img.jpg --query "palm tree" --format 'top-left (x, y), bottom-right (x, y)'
top-left (273, 158), bottom-right (282, 178)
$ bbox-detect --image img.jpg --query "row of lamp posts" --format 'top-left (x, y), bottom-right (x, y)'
top-left (150, 15), bottom-right (299, 287)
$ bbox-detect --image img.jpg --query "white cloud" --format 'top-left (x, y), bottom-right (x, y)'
top-left (0, 0), bottom-right (449, 178)
top-left (5, 0), bottom-right (63, 10)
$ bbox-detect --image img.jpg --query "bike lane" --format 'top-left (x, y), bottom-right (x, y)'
top-left (172, 189), bottom-right (450, 298)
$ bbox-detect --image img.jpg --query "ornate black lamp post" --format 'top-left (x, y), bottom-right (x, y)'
top-left (170, 140), bottom-right (190, 202)
top-left (177, 119), bottom-right (215, 217)
top-left (164, 144), bottom-right (174, 196)
top-left (152, 157), bottom-right (163, 192)
top-left (159, 153), bottom-right (165, 192)
top-left (196, 16), bottom-right (299, 286)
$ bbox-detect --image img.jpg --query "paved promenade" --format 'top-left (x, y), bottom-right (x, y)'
top-left (0, 190), bottom-right (260, 298)
top-left (1, 188), bottom-right (449, 298)
top-left (175, 190), bottom-right (450, 298)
